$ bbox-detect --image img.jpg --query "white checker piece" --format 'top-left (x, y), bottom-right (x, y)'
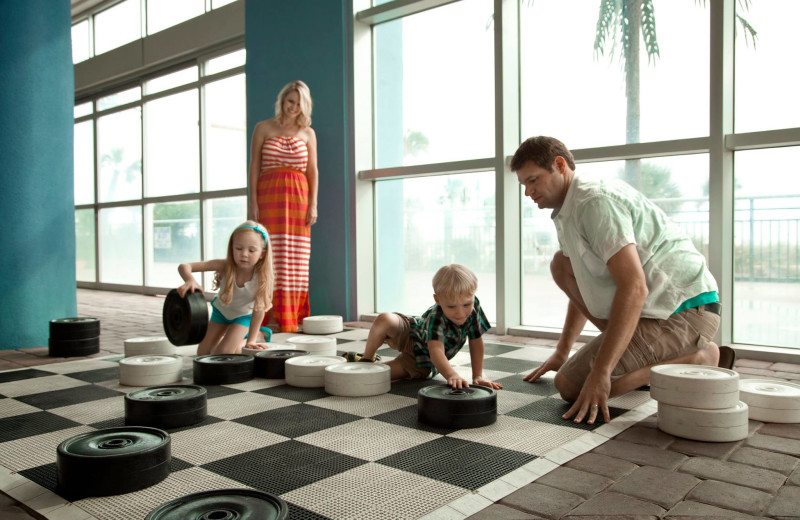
top-left (205, 391), bottom-right (296, 420)
top-left (75, 467), bottom-right (247, 520)
top-left (37, 358), bottom-right (119, 374)
top-left (0, 426), bottom-right (94, 472)
top-left (448, 415), bottom-right (587, 456)
top-left (169, 421), bottom-right (289, 465)
top-left (296, 418), bottom-right (442, 462)
top-left (0, 375), bottom-right (88, 398)
top-left (283, 462), bottom-right (466, 520)
top-left (48, 397), bottom-right (124, 424)
top-left (307, 392), bottom-right (416, 417)
top-left (0, 399), bottom-right (40, 419)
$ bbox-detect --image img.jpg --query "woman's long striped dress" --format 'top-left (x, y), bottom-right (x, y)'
top-left (256, 136), bottom-right (311, 332)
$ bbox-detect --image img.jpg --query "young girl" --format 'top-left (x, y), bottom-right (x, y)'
top-left (176, 221), bottom-right (274, 355)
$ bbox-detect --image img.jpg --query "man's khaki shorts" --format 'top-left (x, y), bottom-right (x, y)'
top-left (558, 305), bottom-right (721, 386)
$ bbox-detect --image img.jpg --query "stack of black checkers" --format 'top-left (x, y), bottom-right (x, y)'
top-left (57, 426), bottom-right (171, 500)
top-left (48, 317), bottom-right (100, 357)
top-left (125, 385), bottom-right (207, 429)
top-left (418, 384), bottom-right (498, 429)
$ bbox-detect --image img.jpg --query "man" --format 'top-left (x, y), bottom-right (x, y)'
top-left (512, 136), bottom-right (725, 425)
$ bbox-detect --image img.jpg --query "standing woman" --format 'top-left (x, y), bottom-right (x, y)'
top-left (248, 80), bottom-right (318, 332)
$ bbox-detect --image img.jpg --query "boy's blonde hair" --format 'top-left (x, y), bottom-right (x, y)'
top-left (214, 221), bottom-right (274, 312)
top-left (432, 264), bottom-right (478, 300)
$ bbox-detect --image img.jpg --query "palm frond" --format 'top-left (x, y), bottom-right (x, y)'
top-left (640, 0), bottom-right (660, 64)
top-left (593, 0), bottom-right (620, 60)
top-left (735, 13), bottom-right (758, 49)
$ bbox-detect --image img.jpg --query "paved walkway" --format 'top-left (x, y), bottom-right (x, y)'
top-left (1, 289), bottom-right (799, 519)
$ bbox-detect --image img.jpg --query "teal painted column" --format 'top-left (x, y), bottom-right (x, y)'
top-left (0, 1), bottom-right (77, 349)
top-left (246, 0), bottom-right (353, 319)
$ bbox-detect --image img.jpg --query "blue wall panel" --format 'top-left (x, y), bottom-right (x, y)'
top-left (246, 0), bottom-right (352, 319)
top-left (0, 1), bottom-right (78, 349)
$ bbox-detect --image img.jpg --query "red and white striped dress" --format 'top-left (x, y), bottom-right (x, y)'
top-left (256, 136), bottom-right (311, 332)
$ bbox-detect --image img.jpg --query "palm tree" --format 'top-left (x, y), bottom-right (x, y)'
top-left (593, 0), bottom-right (757, 191)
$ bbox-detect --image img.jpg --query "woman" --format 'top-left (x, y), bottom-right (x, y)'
top-left (248, 80), bottom-right (318, 332)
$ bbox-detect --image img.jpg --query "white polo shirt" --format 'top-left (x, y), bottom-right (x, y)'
top-left (552, 175), bottom-right (718, 320)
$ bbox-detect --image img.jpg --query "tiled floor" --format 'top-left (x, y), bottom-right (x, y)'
top-left (2, 288), bottom-right (800, 519)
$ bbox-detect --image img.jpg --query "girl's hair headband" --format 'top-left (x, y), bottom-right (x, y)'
top-left (236, 224), bottom-right (268, 247)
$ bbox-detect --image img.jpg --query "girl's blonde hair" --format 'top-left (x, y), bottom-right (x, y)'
top-left (432, 264), bottom-right (478, 300)
top-left (214, 221), bottom-right (274, 312)
top-left (275, 80), bottom-right (313, 128)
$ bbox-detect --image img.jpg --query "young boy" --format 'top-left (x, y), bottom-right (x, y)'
top-left (351, 264), bottom-right (503, 390)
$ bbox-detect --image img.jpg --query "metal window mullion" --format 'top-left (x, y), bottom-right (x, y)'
top-left (708, 0), bottom-right (735, 346)
top-left (198, 79), bottom-right (206, 262)
top-left (494, 0), bottom-right (520, 334)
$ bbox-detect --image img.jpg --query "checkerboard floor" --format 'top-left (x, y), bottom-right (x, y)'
top-left (0, 329), bottom-right (653, 520)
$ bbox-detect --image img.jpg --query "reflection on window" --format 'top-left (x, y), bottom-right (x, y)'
top-left (144, 67), bottom-right (198, 95)
top-left (204, 75), bottom-right (246, 191)
top-left (144, 90), bottom-right (200, 197)
top-left (146, 201), bottom-right (200, 287)
top-left (74, 121), bottom-right (95, 205)
top-left (97, 107), bottom-right (142, 202)
top-left (205, 49), bottom-right (246, 76)
top-left (74, 102), bottom-right (93, 119)
top-left (520, 0), bottom-right (708, 148)
top-left (99, 206), bottom-right (143, 285)
top-left (75, 209), bottom-right (96, 282)
top-left (735, 0), bottom-right (800, 133)
top-left (374, 0), bottom-right (494, 168)
top-left (97, 87), bottom-right (141, 111)
top-left (94, 0), bottom-right (141, 55)
top-left (734, 148), bottom-right (800, 348)
top-left (375, 172), bottom-right (496, 321)
top-left (203, 197), bottom-right (246, 289)
top-left (71, 20), bottom-right (91, 63)
top-left (147, 0), bottom-right (205, 35)
top-left (520, 155), bottom-right (710, 329)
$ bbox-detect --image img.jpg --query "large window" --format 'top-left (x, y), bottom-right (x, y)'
top-left (357, 0), bottom-right (800, 352)
top-left (74, 48), bottom-right (247, 291)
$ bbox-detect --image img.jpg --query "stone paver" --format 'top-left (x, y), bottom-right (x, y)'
top-left (500, 483), bottom-right (584, 519)
top-left (614, 425), bottom-right (676, 449)
top-left (593, 439), bottom-right (689, 470)
top-left (747, 434), bottom-right (800, 457)
top-left (566, 491), bottom-right (666, 517)
top-left (564, 452), bottom-right (638, 480)
top-left (758, 423), bottom-right (800, 441)
top-left (729, 446), bottom-right (800, 476)
top-left (688, 479), bottom-right (773, 515)
top-left (608, 465), bottom-right (700, 509)
top-left (668, 437), bottom-right (743, 459)
top-left (535, 466), bottom-right (614, 499)
top-left (666, 500), bottom-right (764, 518)
top-left (765, 485), bottom-right (800, 517)
top-left (465, 504), bottom-right (543, 519)
top-left (679, 457), bottom-right (786, 494)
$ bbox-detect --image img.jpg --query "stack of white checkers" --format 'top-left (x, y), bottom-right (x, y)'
top-left (650, 364), bottom-right (748, 442)
top-left (287, 335), bottom-right (337, 356)
top-left (284, 355), bottom-right (346, 388)
top-left (739, 379), bottom-right (800, 423)
top-left (119, 355), bottom-right (183, 386)
top-left (302, 315), bottom-right (343, 335)
top-left (324, 363), bottom-right (391, 397)
top-left (241, 343), bottom-right (294, 356)
top-left (124, 337), bottom-right (176, 358)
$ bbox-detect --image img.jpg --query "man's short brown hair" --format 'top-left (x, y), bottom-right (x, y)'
top-left (510, 136), bottom-right (576, 173)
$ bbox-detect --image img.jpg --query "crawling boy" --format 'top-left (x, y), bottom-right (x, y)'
top-left (350, 264), bottom-right (503, 390)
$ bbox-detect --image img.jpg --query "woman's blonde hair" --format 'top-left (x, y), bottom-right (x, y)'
top-left (275, 80), bottom-right (313, 128)
top-left (432, 264), bottom-right (478, 300)
top-left (214, 221), bottom-right (274, 312)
